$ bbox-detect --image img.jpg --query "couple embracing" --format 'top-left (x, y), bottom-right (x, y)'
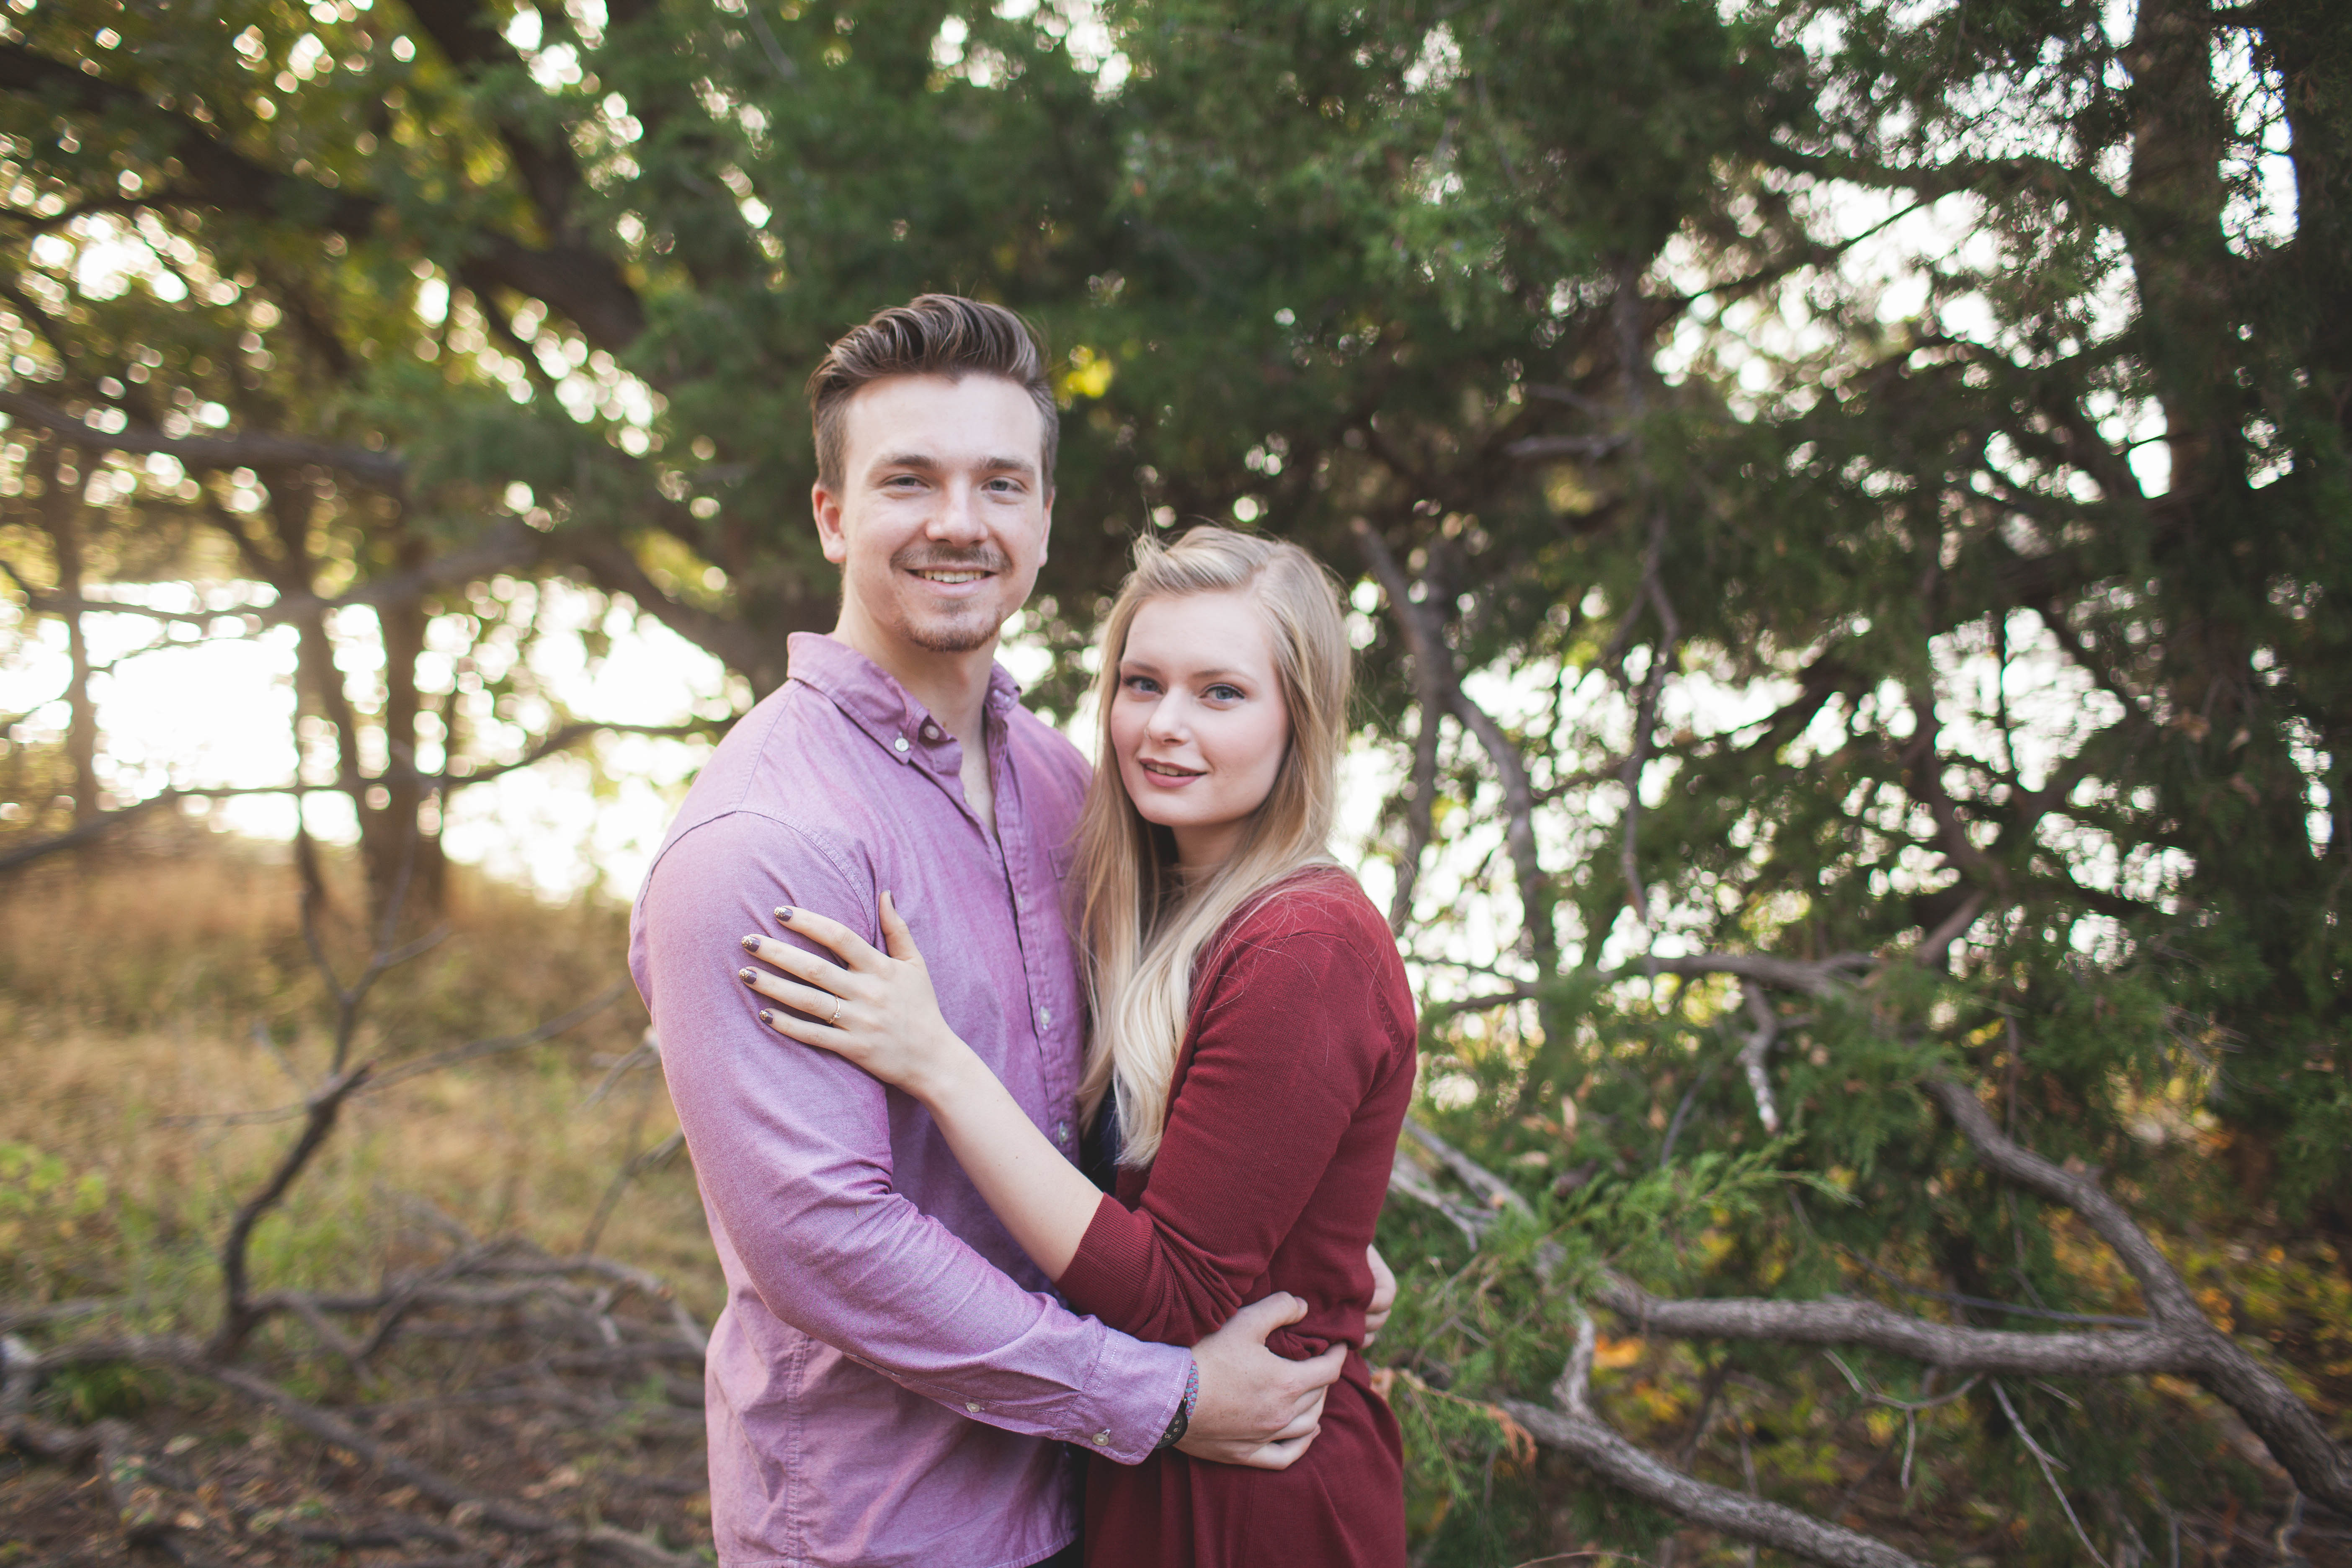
top-left (629, 294), bottom-right (1415, 1568)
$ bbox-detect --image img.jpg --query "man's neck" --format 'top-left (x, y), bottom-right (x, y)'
top-left (830, 616), bottom-right (996, 753)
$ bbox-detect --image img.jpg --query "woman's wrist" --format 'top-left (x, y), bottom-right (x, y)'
top-left (908, 1026), bottom-right (983, 1107)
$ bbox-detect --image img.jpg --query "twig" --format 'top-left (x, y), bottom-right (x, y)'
top-left (1991, 1378), bottom-right (2103, 1560)
top-left (371, 982), bottom-right (630, 1090)
top-left (580, 1130), bottom-right (683, 1256)
top-left (208, 1063), bottom-right (377, 1362)
top-left (0, 1297), bottom-right (117, 1333)
top-left (251, 1018), bottom-right (310, 1091)
top-left (1841, 1249), bottom-right (2154, 1327)
top-left (1656, 1058), bottom-right (1722, 1167)
top-left (1735, 981), bottom-right (1783, 1133)
top-left (581, 1032), bottom-right (661, 1109)
top-left (165, 984), bottom-right (631, 1129)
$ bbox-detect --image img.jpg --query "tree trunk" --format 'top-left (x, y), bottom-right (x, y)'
top-left (35, 438), bottom-right (101, 823)
top-left (366, 525), bottom-right (445, 920)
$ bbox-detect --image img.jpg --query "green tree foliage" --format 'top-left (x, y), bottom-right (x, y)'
top-left (3, 0), bottom-right (2349, 1560)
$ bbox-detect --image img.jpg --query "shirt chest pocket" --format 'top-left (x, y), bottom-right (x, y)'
top-left (1049, 841), bottom-right (1076, 885)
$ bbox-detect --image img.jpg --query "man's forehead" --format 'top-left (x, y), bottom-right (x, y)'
top-left (839, 372), bottom-right (1047, 467)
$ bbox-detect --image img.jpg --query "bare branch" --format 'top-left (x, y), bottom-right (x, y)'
top-left (1353, 517), bottom-right (1558, 972)
top-left (1587, 1272), bottom-right (2193, 1379)
top-left (1924, 1075), bottom-right (2352, 1512)
top-left (369, 981), bottom-right (629, 1091)
top-left (1429, 948), bottom-right (1874, 1019)
top-left (209, 1063), bottom-right (376, 1362)
top-left (1387, 1092), bottom-right (2352, 1517)
top-left (1501, 1396), bottom-right (1925, 1568)
top-left (0, 389), bottom-right (406, 487)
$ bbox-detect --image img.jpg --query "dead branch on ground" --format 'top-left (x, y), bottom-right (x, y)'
top-left (1386, 1082), bottom-right (2352, 1562)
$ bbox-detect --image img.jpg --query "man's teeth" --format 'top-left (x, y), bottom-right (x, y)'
top-left (916, 570), bottom-right (986, 583)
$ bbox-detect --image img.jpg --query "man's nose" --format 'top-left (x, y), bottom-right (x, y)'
top-left (928, 480), bottom-right (989, 542)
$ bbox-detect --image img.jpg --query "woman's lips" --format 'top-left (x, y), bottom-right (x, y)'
top-left (1136, 757), bottom-right (1204, 784)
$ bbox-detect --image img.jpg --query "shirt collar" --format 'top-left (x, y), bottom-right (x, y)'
top-left (785, 632), bottom-right (1024, 761)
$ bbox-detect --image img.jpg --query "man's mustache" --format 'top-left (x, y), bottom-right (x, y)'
top-left (894, 546), bottom-right (1013, 574)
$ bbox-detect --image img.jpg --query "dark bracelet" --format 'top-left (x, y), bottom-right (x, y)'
top-left (1155, 1359), bottom-right (1201, 1449)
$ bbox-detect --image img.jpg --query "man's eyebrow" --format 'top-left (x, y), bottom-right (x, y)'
top-left (868, 452), bottom-right (1038, 476)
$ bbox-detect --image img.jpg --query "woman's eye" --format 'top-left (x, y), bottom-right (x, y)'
top-left (1122, 675), bottom-right (1161, 695)
top-left (1205, 683), bottom-right (1244, 702)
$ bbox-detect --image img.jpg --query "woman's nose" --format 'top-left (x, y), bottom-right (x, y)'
top-left (1145, 695), bottom-right (1188, 741)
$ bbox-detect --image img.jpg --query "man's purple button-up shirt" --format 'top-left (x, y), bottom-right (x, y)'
top-left (630, 633), bottom-right (1190, 1568)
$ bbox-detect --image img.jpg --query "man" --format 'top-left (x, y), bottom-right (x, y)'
top-left (631, 296), bottom-right (1373, 1568)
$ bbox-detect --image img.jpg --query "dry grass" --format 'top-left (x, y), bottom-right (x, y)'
top-left (0, 830), bottom-right (722, 1333)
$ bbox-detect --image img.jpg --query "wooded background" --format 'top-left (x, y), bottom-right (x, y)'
top-left (3, 0), bottom-right (2350, 1563)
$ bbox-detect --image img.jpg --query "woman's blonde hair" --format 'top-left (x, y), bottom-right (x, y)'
top-left (1072, 525), bottom-right (1352, 1166)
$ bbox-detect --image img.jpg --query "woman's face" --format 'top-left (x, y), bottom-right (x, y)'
top-left (1109, 589), bottom-right (1292, 872)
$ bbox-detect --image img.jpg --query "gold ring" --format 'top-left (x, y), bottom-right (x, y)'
top-left (828, 997), bottom-right (842, 1026)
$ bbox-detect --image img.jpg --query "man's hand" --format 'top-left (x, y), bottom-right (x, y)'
top-left (1179, 1293), bottom-right (1346, 1470)
top-left (1364, 1244), bottom-right (1396, 1346)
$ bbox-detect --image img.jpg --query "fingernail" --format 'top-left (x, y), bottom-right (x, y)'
top-left (741, 935), bottom-right (760, 952)
top-left (758, 1009), bottom-right (774, 1026)
top-left (776, 906), bottom-right (796, 922)
top-left (739, 968), bottom-right (756, 983)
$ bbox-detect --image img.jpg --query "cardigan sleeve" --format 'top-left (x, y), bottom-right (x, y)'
top-left (1056, 895), bottom-right (1402, 1346)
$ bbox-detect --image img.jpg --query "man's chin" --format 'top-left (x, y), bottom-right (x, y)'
top-left (899, 611), bottom-right (1002, 655)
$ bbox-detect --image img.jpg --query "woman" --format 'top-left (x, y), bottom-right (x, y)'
top-left (735, 527), bottom-right (1414, 1567)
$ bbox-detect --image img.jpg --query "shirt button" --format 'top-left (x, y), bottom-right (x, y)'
top-left (1055, 1121), bottom-right (1071, 1143)
top-left (1093, 1430), bottom-right (1112, 1447)
top-left (892, 736), bottom-right (910, 753)
top-left (965, 1401), bottom-right (982, 1413)
top-left (1039, 1005), bottom-right (1053, 1028)
top-left (922, 722), bottom-right (942, 741)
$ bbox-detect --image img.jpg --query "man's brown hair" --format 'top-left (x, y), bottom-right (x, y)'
top-left (806, 294), bottom-right (1059, 494)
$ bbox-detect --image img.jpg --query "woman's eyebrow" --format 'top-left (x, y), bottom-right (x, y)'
top-left (1121, 657), bottom-right (1254, 682)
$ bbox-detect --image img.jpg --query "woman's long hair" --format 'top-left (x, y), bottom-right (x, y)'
top-left (1071, 526), bottom-right (1352, 1167)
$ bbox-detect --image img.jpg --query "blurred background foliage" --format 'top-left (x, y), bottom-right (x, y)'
top-left (3, 0), bottom-right (2351, 1561)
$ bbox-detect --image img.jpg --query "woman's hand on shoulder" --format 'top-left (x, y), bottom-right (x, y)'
top-left (737, 892), bottom-right (974, 1103)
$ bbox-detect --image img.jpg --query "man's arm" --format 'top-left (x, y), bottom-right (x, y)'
top-left (639, 810), bottom-right (1339, 1467)
top-left (639, 810), bottom-right (1186, 1460)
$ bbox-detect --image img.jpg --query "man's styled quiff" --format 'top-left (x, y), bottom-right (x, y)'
top-left (806, 294), bottom-right (1059, 493)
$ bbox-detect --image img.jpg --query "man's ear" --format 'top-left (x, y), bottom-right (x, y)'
top-left (812, 480), bottom-right (848, 565)
top-left (1037, 487), bottom-right (1054, 567)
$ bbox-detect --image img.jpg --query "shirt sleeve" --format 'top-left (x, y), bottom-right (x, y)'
top-left (1055, 910), bottom-right (1398, 1346)
top-left (634, 808), bottom-right (1189, 1463)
